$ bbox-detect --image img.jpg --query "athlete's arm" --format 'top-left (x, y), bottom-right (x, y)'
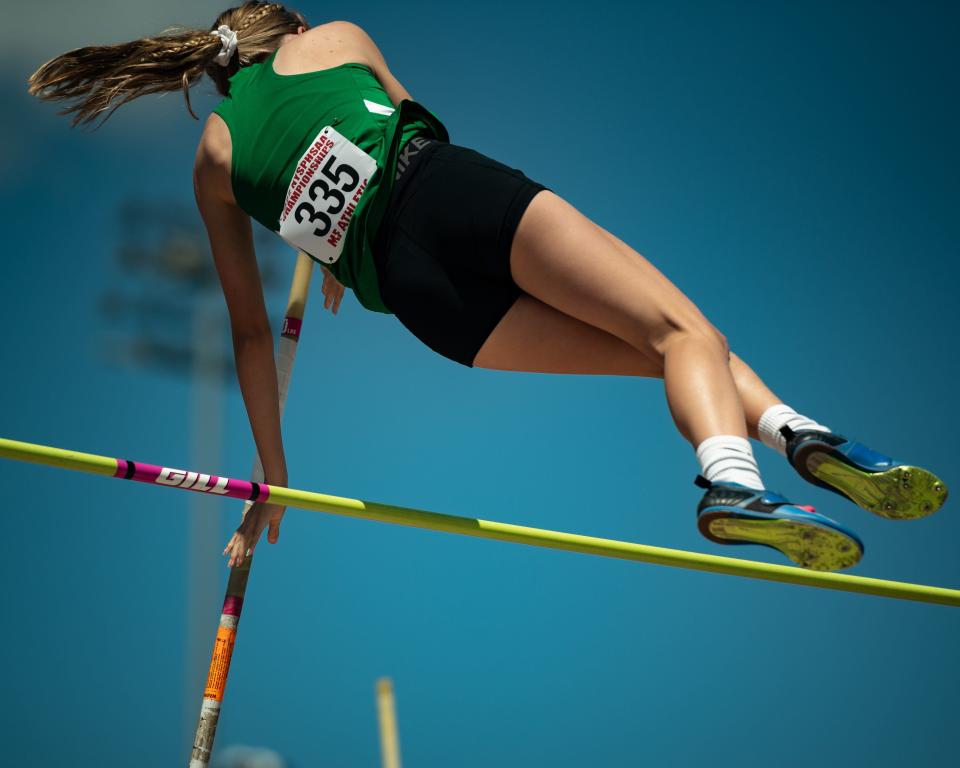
top-left (193, 118), bottom-right (288, 491)
top-left (333, 20), bottom-right (413, 106)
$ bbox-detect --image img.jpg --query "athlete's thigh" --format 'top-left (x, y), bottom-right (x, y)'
top-left (472, 292), bottom-right (663, 377)
top-left (509, 191), bottom-right (713, 353)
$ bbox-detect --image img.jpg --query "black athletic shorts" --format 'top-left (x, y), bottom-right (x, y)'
top-left (372, 138), bottom-right (549, 367)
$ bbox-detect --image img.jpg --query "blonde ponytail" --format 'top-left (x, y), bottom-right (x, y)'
top-left (27, 2), bottom-right (307, 128)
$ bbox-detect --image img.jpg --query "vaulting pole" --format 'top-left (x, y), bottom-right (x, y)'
top-left (188, 251), bottom-right (314, 767)
top-left (1, 436), bottom-right (958, 608)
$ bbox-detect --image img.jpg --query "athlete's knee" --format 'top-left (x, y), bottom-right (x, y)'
top-left (650, 313), bottom-right (728, 361)
top-left (712, 324), bottom-right (730, 359)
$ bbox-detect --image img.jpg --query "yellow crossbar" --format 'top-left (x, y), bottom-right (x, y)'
top-left (1, 436), bottom-right (957, 607)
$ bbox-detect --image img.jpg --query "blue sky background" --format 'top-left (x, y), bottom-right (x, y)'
top-left (1, 1), bottom-right (958, 766)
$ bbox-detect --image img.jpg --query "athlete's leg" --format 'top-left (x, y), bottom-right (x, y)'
top-left (505, 191), bottom-right (744, 447)
top-left (594, 226), bottom-right (783, 440)
top-left (472, 293), bottom-right (782, 442)
top-left (485, 197), bottom-right (943, 527)
top-left (476, 208), bottom-right (863, 570)
top-left (472, 293), bottom-right (664, 376)
top-left (727, 356), bottom-right (778, 439)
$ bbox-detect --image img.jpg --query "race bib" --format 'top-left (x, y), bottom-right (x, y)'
top-left (278, 126), bottom-right (377, 264)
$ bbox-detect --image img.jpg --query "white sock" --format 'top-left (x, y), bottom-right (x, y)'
top-left (758, 404), bottom-right (831, 456)
top-left (696, 435), bottom-right (764, 489)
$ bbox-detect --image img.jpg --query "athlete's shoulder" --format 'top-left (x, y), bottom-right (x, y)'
top-left (317, 20), bottom-right (372, 37)
top-left (304, 20), bottom-right (380, 52)
top-left (194, 114), bottom-right (234, 204)
top-left (196, 115), bottom-right (231, 169)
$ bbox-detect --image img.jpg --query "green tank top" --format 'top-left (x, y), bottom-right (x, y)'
top-left (212, 50), bottom-right (448, 314)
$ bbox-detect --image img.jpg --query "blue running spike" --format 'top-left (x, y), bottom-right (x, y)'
top-left (782, 427), bottom-right (948, 520)
top-left (695, 477), bottom-right (864, 571)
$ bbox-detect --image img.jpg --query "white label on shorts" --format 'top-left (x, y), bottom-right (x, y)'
top-left (278, 126), bottom-right (377, 265)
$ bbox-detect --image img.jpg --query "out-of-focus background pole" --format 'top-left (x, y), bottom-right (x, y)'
top-left (377, 677), bottom-right (402, 768)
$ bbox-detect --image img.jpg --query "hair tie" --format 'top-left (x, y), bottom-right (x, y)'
top-left (211, 25), bottom-right (238, 66)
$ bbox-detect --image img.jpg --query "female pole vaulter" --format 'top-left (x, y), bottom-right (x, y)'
top-left (28, 2), bottom-right (947, 571)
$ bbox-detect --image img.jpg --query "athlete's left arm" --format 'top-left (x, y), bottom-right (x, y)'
top-left (338, 21), bottom-right (413, 106)
top-left (194, 122), bottom-right (288, 565)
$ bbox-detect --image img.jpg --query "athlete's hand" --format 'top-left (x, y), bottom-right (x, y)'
top-left (222, 501), bottom-right (286, 567)
top-left (320, 266), bottom-right (345, 315)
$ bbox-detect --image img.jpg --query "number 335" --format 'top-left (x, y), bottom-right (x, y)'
top-left (293, 154), bottom-right (360, 237)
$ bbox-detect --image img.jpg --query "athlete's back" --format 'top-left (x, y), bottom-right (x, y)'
top-left (196, 21), bottom-right (411, 206)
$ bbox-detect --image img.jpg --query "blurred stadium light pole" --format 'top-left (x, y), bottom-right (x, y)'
top-left (188, 295), bottom-right (227, 757)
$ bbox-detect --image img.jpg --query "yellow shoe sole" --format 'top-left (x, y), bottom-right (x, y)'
top-left (708, 517), bottom-right (863, 571)
top-left (806, 453), bottom-right (948, 520)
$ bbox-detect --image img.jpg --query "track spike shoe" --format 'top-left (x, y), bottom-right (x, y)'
top-left (782, 426), bottom-right (948, 520)
top-left (695, 476), bottom-right (864, 571)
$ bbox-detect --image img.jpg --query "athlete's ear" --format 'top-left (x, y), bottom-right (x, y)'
top-left (297, 25), bottom-right (306, 35)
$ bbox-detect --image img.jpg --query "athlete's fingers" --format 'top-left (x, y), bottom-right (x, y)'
top-left (325, 282), bottom-right (340, 314)
top-left (225, 529), bottom-right (250, 567)
top-left (267, 506), bottom-right (285, 544)
top-left (320, 266), bottom-right (344, 315)
top-left (224, 532), bottom-right (239, 558)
